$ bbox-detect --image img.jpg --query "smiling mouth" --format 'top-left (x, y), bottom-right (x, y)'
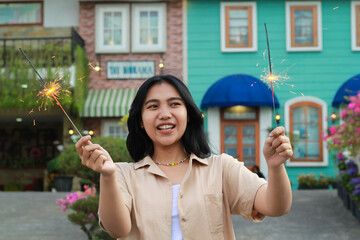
top-left (157, 125), bottom-right (175, 130)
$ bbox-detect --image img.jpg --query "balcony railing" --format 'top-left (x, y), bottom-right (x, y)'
top-left (0, 27), bottom-right (85, 67)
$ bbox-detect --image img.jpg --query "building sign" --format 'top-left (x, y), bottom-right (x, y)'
top-left (107, 61), bottom-right (155, 79)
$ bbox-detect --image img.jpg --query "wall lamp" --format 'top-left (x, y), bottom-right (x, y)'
top-left (275, 113), bottom-right (281, 125)
top-left (330, 112), bottom-right (338, 123)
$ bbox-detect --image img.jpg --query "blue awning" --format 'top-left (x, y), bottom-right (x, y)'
top-left (332, 74), bottom-right (360, 107)
top-left (201, 74), bottom-right (279, 109)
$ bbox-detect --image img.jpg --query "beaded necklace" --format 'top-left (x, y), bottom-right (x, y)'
top-left (154, 155), bottom-right (190, 166)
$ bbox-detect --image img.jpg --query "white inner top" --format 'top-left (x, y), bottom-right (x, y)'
top-left (171, 184), bottom-right (183, 240)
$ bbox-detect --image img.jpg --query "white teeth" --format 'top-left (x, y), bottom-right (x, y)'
top-left (158, 125), bottom-right (174, 130)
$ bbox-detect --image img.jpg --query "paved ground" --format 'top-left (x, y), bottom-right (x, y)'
top-left (232, 190), bottom-right (360, 240)
top-left (0, 190), bottom-right (359, 240)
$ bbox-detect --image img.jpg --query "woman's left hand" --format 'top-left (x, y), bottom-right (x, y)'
top-left (263, 126), bottom-right (293, 168)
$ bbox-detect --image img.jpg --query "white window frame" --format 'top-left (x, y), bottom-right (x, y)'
top-left (101, 119), bottom-right (128, 139)
top-left (286, 1), bottom-right (322, 52)
top-left (351, 1), bottom-right (360, 51)
top-left (220, 2), bottom-right (257, 52)
top-left (95, 4), bottom-right (130, 53)
top-left (132, 3), bottom-right (167, 53)
top-left (284, 96), bottom-right (328, 167)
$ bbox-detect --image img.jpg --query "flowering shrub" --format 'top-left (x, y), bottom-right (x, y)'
top-left (323, 93), bottom-right (360, 157)
top-left (56, 185), bottom-right (96, 212)
top-left (298, 173), bottom-right (330, 189)
top-left (56, 185), bottom-right (113, 240)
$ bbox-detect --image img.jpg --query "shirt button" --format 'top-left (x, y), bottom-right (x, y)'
top-left (182, 216), bottom-right (188, 222)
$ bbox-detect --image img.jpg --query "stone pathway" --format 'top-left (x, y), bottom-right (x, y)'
top-left (0, 190), bottom-right (359, 240)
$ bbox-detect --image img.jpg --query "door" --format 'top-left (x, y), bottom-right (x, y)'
top-left (221, 122), bottom-right (259, 167)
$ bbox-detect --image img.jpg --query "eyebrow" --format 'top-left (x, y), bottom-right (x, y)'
top-left (144, 97), bottom-right (184, 106)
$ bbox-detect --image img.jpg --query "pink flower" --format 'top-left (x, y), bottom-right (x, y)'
top-left (348, 103), bottom-right (356, 109)
top-left (354, 107), bottom-right (360, 114)
top-left (356, 128), bottom-right (360, 135)
top-left (350, 96), bottom-right (357, 103)
top-left (88, 213), bottom-right (96, 220)
top-left (329, 126), bottom-right (338, 135)
top-left (341, 109), bottom-right (347, 118)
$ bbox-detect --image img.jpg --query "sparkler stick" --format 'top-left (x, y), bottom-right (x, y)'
top-left (264, 23), bottom-right (278, 127)
top-left (19, 48), bottom-right (83, 137)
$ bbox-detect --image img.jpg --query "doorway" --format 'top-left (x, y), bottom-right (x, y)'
top-left (220, 106), bottom-right (259, 167)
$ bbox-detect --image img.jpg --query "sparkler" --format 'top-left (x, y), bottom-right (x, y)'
top-left (264, 23), bottom-right (278, 127)
top-left (19, 48), bottom-right (83, 137)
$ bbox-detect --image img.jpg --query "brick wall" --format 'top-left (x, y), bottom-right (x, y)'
top-left (78, 1), bottom-right (183, 90)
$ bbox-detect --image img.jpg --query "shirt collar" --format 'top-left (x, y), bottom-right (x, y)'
top-left (190, 153), bottom-right (209, 166)
top-left (134, 153), bottom-right (209, 170)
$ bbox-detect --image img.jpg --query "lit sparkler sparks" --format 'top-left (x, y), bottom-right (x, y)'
top-left (19, 48), bottom-right (83, 137)
top-left (36, 78), bottom-right (71, 111)
top-left (88, 62), bottom-right (101, 72)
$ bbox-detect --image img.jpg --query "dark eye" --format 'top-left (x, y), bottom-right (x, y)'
top-left (147, 104), bottom-right (158, 109)
top-left (170, 102), bottom-right (181, 107)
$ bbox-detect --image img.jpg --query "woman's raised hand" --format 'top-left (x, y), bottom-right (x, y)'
top-left (263, 126), bottom-right (293, 169)
top-left (75, 135), bottom-right (116, 176)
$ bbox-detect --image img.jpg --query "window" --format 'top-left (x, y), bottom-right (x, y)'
top-left (132, 3), bottom-right (166, 52)
top-left (220, 2), bottom-right (257, 52)
top-left (285, 97), bottom-right (328, 167)
top-left (95, 3), bottom-right (166, 53)
top-left (0, 2), bottom-right (43, 26)
top-left (95, 4), bottom-right (129, 53)
top-left (101, 120), bottom-right (128, 139)
top-left (351, 1), bottom-right (360, 51)
top-left (286, 1), bottom-right (322, 51)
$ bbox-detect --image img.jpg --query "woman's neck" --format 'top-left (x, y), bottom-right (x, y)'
top-left (152, 144), bottom-right (188, 164)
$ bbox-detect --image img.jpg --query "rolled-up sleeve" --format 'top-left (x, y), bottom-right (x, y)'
top-left (221, 154), bottom-right (267, 222)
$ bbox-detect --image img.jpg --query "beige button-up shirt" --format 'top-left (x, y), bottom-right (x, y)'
top-left (100, 153), bottom-right (267, 240)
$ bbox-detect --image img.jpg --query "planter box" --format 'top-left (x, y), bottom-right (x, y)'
top-left (54, 176), bottom-right (73, 192)
top-left (352, 199), bottom-right (360, 222)
top-left (344, 193), bottom-right (351, 210)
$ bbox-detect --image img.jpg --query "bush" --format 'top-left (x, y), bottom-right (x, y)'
top-left (57, 186), bottom-right (115, 240)
top-left (54, 136), bottom-right (133, 189)
top-left (298, 173), bottom-right (330, 189)
top-left (4, 182), bottom-right (25, 191)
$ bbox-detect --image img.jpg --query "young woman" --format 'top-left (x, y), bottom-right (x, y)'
top-left (75, 75), bottom-right (293, 240)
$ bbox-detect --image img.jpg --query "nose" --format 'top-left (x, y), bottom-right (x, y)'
top-left (159, 105), bottom-right (171, 119)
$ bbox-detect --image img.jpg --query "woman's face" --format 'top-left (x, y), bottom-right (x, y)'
top-left (141, 82), bottom-right (188, 151)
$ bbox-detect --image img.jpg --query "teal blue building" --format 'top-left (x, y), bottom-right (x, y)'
top-left (185, 0), bottom-right (360, 189)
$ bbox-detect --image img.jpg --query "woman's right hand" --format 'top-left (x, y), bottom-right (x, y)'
top-left (75, 135), bottom-right (116, 176)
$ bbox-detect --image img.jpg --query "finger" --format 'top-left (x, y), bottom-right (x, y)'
top-left (276, 143), bottom-right (292, 153)
top-left (94, 154), bottom-right (108, 172)
top-left (279, 149), bottom-right (293, 158)
top-left (75, 135), bottom-right (92, 156)
top-left (269, 126), bottom-right (286, 137)
top-left (85, 149), bottom-right (101, 168)
top-left (272, 135), bottom-right (290, 148)
top-left (83, 144), bottom-right (103, 156)
top-left (265, 136), bottom-right (274, 146)
top-left (87, 149), bottom-right (103, 164)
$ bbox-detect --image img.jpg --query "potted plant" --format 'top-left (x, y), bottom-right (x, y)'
top-left (47, 155), bottom-right (74, 192)
top-left (298, 173), bottom-right (329, 190)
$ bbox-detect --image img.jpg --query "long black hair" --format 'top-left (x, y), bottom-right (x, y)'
top-left (126, 75), bottom-right (211, 162)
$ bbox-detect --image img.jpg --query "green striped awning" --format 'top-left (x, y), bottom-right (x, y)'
top-left (81, 89), bottom-right (137, 117)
